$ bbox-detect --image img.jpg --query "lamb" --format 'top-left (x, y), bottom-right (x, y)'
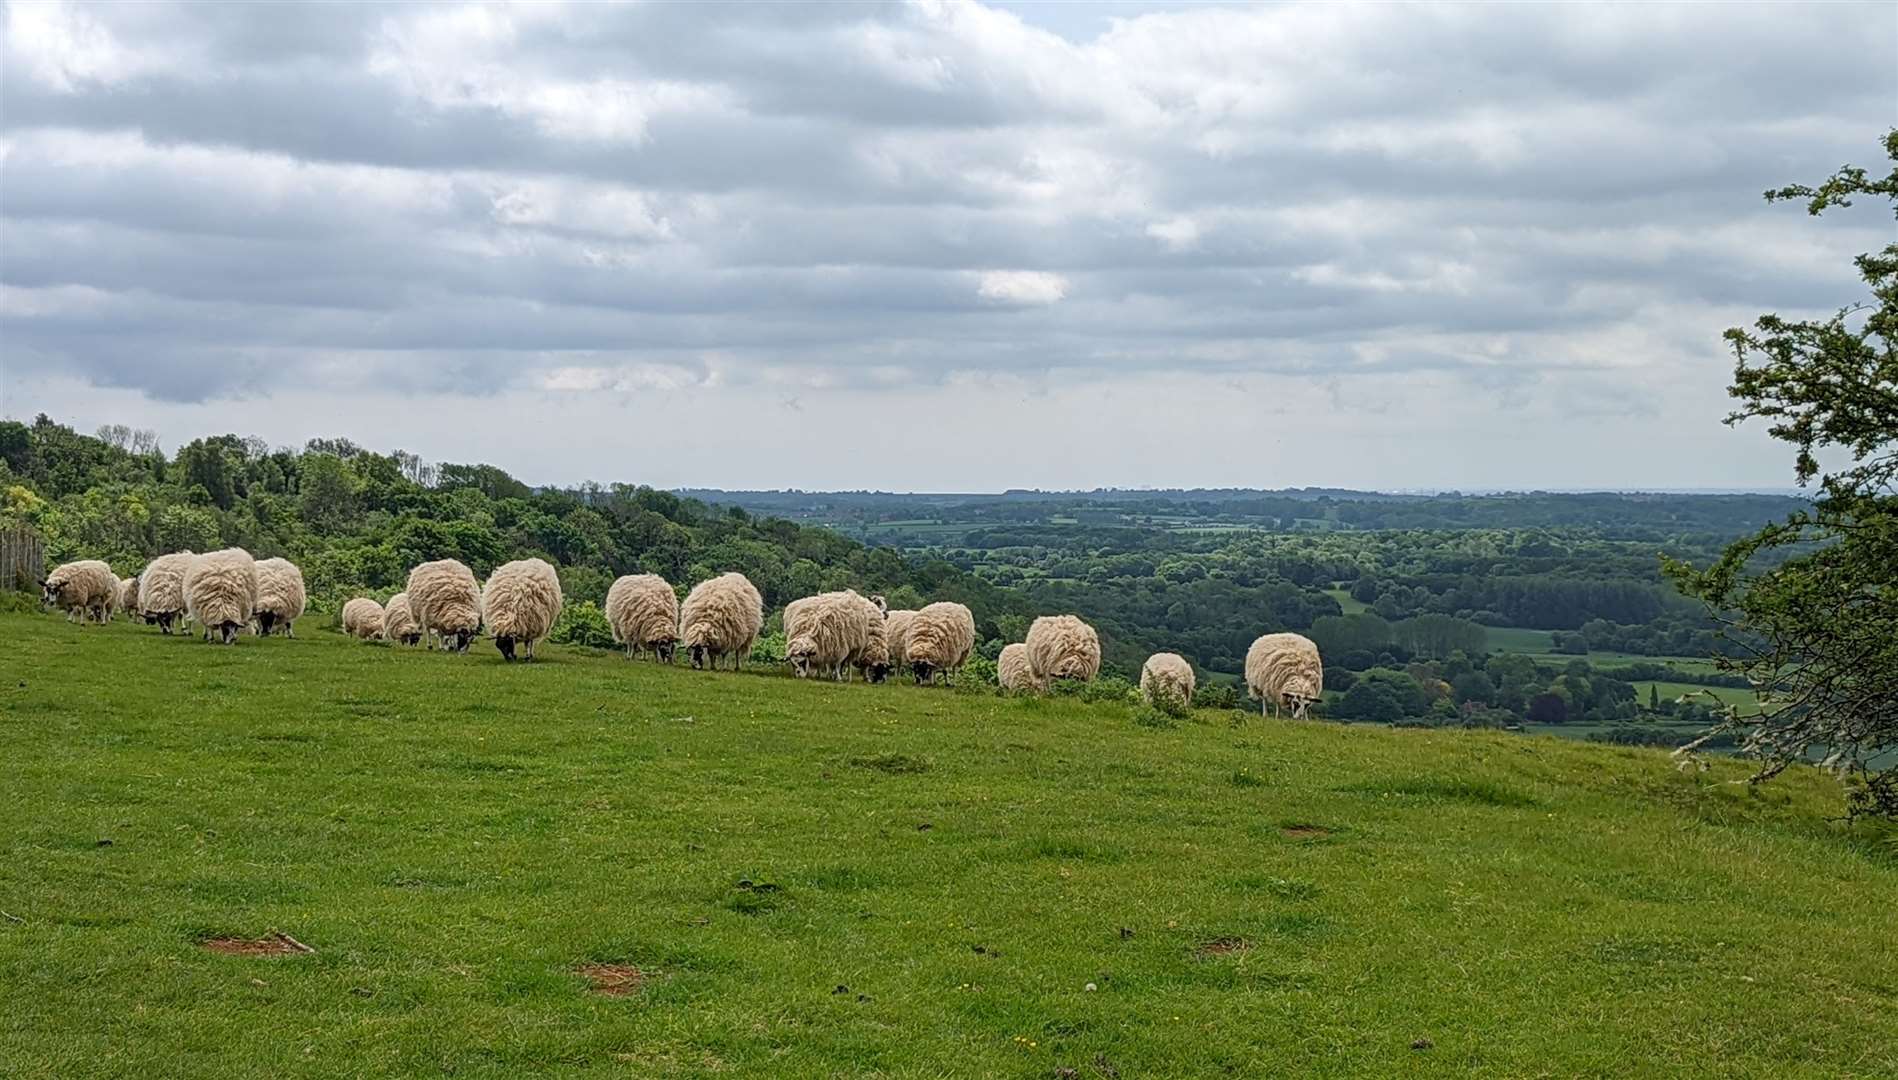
top-left (997, 642), bottom-right (1039, 692)
top-left (382, 592), bottom-right (421, 645)
top-left (605, 573), bottom-right (679, 663)
top-left (783, 590), bottom-right (875, 681)
top-left (405, 559), bottom-right (482, 653)
top-left (679, 571), bottom-right (763, 671)
top-left (884, 609), bottom-right (917, 671)
top-left (252, 557), bottom-right (307, 637)
top-left (1245, 632), bottom-right (1324, 719)
top-left (905, 601), bottom-right (975, 685)
top-left (341, 597), bottom-right (385, 640)
top-left (1026, 614), bottom-right (1102, 685)
top-left (1140, 652), bottom-right (1197, 710)
top-left (136, 551), bottom-right (195, 633)
top-left (41, 560), bottom-right (118, 623)
top-left (184, 548), bottom-right (259, 644)
top-left (482, 557), bottom-right (563, 662)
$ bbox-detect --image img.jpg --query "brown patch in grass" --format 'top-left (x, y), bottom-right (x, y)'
top-left (1195, 936), bottom-right (1253, 958)
top-left (576, 963), bottom-right (649, 996)
top-left (199, 931), bottom-right (314, 956)
top-left (1280, 824), bottom-right (1333, 840)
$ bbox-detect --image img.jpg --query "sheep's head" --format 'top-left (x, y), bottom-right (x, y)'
top-left (495, 634), bottom-right (518, 662)
top-left (911, 660), bottom-right (936, 685)
top-left (1284, 690), bottom-right (1318, 720)
top-left (689, 643), bottom-right (709, 669)
top-left (786, 636), bottom-right (818, 678)
top-left (40, 579), bottom-right (59, 607)
top-left (863, 661), bottom-right (890, 684)
top-left (653, 639), bottom-right (676, 664)
top-left (402, 632), bottom-right (422, 646)
top-left (868, 594), bottom-right (888, 614)
top-left (445, 629), bottom-right (474, 653)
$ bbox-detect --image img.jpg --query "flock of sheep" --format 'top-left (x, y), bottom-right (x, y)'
top-left (39, 551), bottom-right (1325, 716)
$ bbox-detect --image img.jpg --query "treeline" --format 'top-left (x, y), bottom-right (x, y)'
top-left (0, 416), bottom-right (1019, 637)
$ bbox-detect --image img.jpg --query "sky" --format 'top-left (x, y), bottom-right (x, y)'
top-left (1, 1), bottom-right (1893, 492)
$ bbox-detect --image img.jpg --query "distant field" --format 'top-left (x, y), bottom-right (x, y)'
top-left (1636, 681), bottom-right (1765, 717)
top-left (1484, 626), bottom-right (1557, 653)
top-left (2, 613), bottom-right (1893, 1077)
top-left (1322, 587), bottom-right (1368, 615)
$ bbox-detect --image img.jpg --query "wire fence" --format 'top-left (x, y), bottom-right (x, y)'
top-left (0, 527), bottom-right (46, 591)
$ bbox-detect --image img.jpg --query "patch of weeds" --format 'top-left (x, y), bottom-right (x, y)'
top-left (1339, 776), bottom-right (1543, 809)
top-left (847, 752), bottom-right (931, 775)
top-left (1132, 705), bottom-right (1177, 729)
top-left (803, 864), bottom-right (883, 891)
top-left (1230, 876), bottom-right (1321, 901)
top-left (1022, 836), bottom-right (1128, 863)
top-left (723, 878), bottom-right (785, 916)
top-left (1230, 768), bottom-right (1266, 788)
top-left (1589, 935), bottom-right (1703, 967)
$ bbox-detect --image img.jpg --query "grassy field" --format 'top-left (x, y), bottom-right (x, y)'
top-left (3, 613), bottom-right (1895, 1078)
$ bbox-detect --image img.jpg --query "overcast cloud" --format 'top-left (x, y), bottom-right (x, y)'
top-left (1, 0), bottom-right (1892, 490)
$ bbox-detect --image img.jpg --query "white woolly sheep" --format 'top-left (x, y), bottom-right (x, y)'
top-left (482, 557), bottom-right (563, 662)
top-left (783, 590), bottom-right (876, 682)
top-left (605, 573), bottom-right (679, 663)
top-left (382, 592), bottom-right (421, 645)
top-left (41, 560), bottom-right (117, 624)
top-left (851, 592), bottom-right (893, 682)
top-left (117, 574), bottom-right (140, 620)
top-left (905, 601), bottom-right (975, 685)
top-left (1245, 632), bottom-right (1324, 719)
top-left (884, 609), bottom-right (917, 671)
top-left (997, 642), bottom-right (1038, 692)
top-left (405, 559), bottom-right (482, 653)
top-left (136, 551), bottom-right (195, 633)
top-left (1026, 614), bottom-right (1102, 685)
top-left (252, 557), bottom-right (307, 637)
top-left (1140, 652), bottom-right (1196, 710)
top-left (679, 571), bottom-right (763, 671)
top-left (341, 597), bottom-right (385, 640)
top-left (184, 548), bottom-right (259, 645)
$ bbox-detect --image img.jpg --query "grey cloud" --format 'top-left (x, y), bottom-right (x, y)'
top-left (0, 0), bottom-right (1892, 492)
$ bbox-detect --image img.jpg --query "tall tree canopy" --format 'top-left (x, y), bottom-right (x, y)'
top-left (1670, 130), bottom-right (1898, 816)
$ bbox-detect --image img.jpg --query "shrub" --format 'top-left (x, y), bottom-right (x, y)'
top-left (749, 629), bottom-right (785, 666)
top-left (549, 600), bottom-right (614, 649)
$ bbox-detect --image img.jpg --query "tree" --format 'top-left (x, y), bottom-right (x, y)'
top-left (1337, 679), bottom-right (1404, 723)
top-left (1527, 693), bottom-right (1569, 726)
top-left (1668, 131), bottom-right (1898, 817)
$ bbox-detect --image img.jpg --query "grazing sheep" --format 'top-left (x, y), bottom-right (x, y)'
top-left (41, 560), bottom-right (118, 624)
top-left (905, 601), bottom-right (975, 685)
top-left (1026, 615), bottom-right (1102, 686)
top-left (482, 557), bottom-right (563, 662)
top-left (382, 592), bottom-right (421, 645)
top-left (997, 642), bottom-right (1039, 692)
top-left (783, 590), bottom-right (876, 681)
top-left (1140, 652), bottom-right (1196, 710)
top-left (117, 574), bottom-right (140, 620)
top-left (1245, 632), bottom-right (1324, 719)
top-left (341, 597), bottom-right (385, 640)
top-left (679, 571), bottom-right (763, 671)
top-left (136, 551), bottom-right (195, 633)
top-left (605, 573), bottom-right (679, 663)
top-left (405, 559), bottom-right (482, 653)
top-left (884, 609), bottom-right (917, 671)
top-left (184, 548), bottom-right (260, 644)
top-left (252, 557), bottom-right (307, 637)
top-left (852, 592), bottom-right (893, 683)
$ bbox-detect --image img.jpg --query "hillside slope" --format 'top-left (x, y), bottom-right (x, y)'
top-left (1, 614), bottom-right (1892, 1078)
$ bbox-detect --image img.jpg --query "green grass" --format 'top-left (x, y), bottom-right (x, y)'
top-left (1484, 626), bottom-right (1558, 653)
top-left (3, 613), bottom-right (1895, 1078)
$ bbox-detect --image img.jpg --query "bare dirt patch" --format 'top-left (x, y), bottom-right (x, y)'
top-left (199, 931), bottom-right (314, 956)
top-left (1195, 936), bottom-right (1253, 959)
top-left (1279, 824), bottom-right (1333, 840)
top-left (576, 963), bottom-right (649, 996)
